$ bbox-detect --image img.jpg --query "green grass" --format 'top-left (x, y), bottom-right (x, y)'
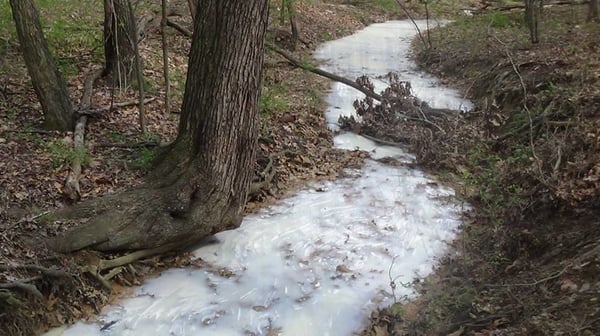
top-left (131, 147), bottom-right (156, 171)
top-left (47, 139), bottom-right (91, 168)
top-left (260, 82), bottom-right (289, 116)
top-left (0, 0), bottom-right (104, 76)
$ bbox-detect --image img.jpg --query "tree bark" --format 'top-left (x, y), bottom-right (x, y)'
top-left (525, 0), bottom-right (541, 43)
top-left (188, 0), bottom-right (197, 22)
top-left (161, 0), bottom-right (171, 114)
top-left (52, 0), bottom-right (269, 253)
top-left (103, 0), bottom-right (139, 88)
top-left (287, 0), bottom-right (299, 51)
top-left (589, 0), bottom-right (599, 21)
top-left (9, 0), bottom-right (74, 131)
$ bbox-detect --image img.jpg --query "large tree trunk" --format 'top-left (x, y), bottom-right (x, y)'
top-left (103, 0), bottom-right (139, 88)
top-left (9, 0), bottom-right (74, 131)
top-left (52, 0), bottom-right (269, 253)
top-left (187, 0), bottom-right (197, 22)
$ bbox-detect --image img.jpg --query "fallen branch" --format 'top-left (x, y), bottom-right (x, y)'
top-left (93, 141), bottom-right (159, 149)
top-left (164, 20), bottom-right (383, 102)
top-left (78, 97), bottom-right (157, 116)
top-left (360, 133), bottom-right (407, 147)
top-left (267, 43), bottom-right (383, 101)
top-left (250, 153), bottom-right (276, 195)
top-left (477, 0), bottom-right (589, 12)
top-left (166, 18), bottom-right (192, 37)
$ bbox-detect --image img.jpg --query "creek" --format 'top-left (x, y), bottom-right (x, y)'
top-left (50, 20), bottom-right (471, 336)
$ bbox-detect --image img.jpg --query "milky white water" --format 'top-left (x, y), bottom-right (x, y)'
top-left (50, 20), bottom-right (470, 336)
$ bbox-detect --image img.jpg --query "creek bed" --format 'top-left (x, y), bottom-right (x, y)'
top-left (51, 20), bottom-right (471, 336)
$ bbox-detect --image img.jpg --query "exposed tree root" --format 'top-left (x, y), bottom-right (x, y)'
top-left (93, 141), bottom-right (159, 149)
top-left (0, 264), bottom-right (71, 298)
top-left (99, 244), bottom-right (177, 271)
top-left (0, 264), bottom-right (70, 278)
top-left (360, 133), bottom-right (407, 147)
top-left (250, 152), bottom-right (276, 195)
top-left (166, 18), bottom-right (192, 37)
top-left (0, 277), bottom-right (43, 298)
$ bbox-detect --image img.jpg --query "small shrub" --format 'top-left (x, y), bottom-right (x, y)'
top-left (47, 140), bottom-right (90, 168)
top-left (259, 83), bottom-right (288, 116)
top-left (131, 147), bottom-right (156, 171)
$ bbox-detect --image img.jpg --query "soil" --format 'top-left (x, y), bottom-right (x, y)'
top-left (0, 1), bottom-right (391, 335)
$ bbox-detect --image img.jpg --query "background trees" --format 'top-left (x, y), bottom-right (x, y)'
top-left (53, 0), bottom-right (270, 253)
top-left (8, 0), bottom-right (74, 131)
top-left (102, 0), bottom-right (140, 87)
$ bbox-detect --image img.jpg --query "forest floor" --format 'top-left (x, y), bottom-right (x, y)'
top-left (0, 1), bottom-right (401, 335)
top-left (3, 1), bottom-right (598, 336)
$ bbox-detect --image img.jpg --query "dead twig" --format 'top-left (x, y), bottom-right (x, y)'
top-left (78, 97), bottom-right (157, 116)
top-left (485, 263), bottom-right (570, 287)
top-left (394, 0), bottom-right (429, 48)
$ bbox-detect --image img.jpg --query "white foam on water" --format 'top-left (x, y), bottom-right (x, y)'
top-left (53, 20), bottom-right (471, 336)
top-left (314, 20), bottom-right (473, 131)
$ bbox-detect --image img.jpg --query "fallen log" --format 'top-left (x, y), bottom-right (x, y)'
top-left (63, 69), bottom-right (103, 202)
top-left (475, 0), bottom-right (588, 12)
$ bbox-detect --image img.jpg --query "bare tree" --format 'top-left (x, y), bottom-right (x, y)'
top-left (588, 0), bottom-right (599, 22)
top-left (52, 0), bottom-right (269, 254)
top-left (280, 0), bottom-right (299, 50)
top-left (161, 0), bottom-right (171, 114)
top-left (103, 0), bottom-right (140, 88)
top-left (9, 0), bottom-right (74, 131)
top-left (525, 0), bottom-right (541, 43)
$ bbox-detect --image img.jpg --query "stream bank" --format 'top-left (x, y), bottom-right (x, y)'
top-left (1, 2), bottom-right (392, 335)
top-left (50, 19), bottom-right (471, 336)
top-left (362, 6), bottom-right (600, 336)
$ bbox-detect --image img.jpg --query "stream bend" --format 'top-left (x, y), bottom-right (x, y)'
top-left (52, 20), bottom-right (470, 336)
